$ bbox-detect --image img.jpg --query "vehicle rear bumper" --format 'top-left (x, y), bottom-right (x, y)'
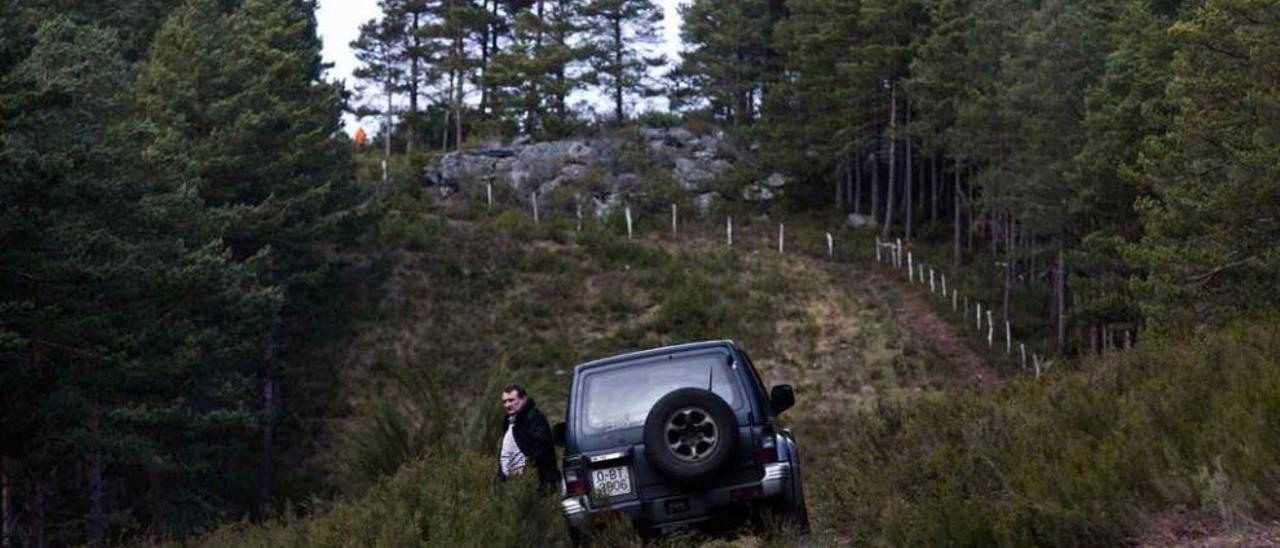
top-left (560, 461), bottom-right (793, 529)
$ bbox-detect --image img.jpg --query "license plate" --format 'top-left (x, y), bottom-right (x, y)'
top-left (591, 465), bottom-right (632, 497)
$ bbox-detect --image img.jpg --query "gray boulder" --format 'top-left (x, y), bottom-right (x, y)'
top-left (845, 213), bottom-right (878, 229)
top-left (694, 192), bottom-right (719, 218)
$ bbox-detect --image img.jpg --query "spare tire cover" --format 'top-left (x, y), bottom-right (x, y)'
top-left (643, 388), bottom-right (739, 484)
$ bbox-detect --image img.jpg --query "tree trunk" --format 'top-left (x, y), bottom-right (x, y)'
top-left (256, 254), bottom-right (278, 522)
top-left (28, 478), bottom-right (45, 548)
top-left (382, 76), bottom-right (392, 192)
top-left (882, 83), bottom-right (897, 238)
top-left (87, 407), bottom-right (104, 548)
top-left (870, 152), bottom-right (880, 223)
top-left (407, 11), bottom-right (420, 157)
top-left (554, 0), bottom-right (568, 122)
top-left (953, 157), bottom-right (962, 267)
top-left (931, 153), bottom-right (939, 223)
top-left (1056, 241), bottom-right (1068, 350)
top-left (854, 152), bottom-right (863, 215)
top-left (834, 161), bottom-right (844, 208)
top-left (904, 99), bottom-right (913, 240)
top-left (613, 15), bottom-right (624, 123)
top-left (1, 457), bottom-right (11, 548)
top-left (966, 165), bottom-right (975, 252)
top-left (1003, 215), bottom-right (1013, 325)
top-left (480, 0), bottom-right (489, 116)
top-left (453, 0), bottom-right (465, 149)
top-left (528, 0), bottom-right (544, 132)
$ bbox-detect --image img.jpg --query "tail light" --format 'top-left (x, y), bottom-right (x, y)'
top-left (564, 467), bottom-right (589, 496)
top-left (756, 432), bottom-right (779, 463)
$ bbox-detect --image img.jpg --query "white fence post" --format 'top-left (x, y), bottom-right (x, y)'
top-left (1005, 321), bottom-right (1012, 354)
top-left (671, 203), bottom-right (678, 237)
top-left (875, 237), bottom-right (882, 262)
top-left (1020, 343), bottom-right (1027, 370)
top-left (487, 182), bottom-right (494, 207)
top-left (727, 216), bottom-right (733, 248)
top-left (625, 206), bottom-right (633, 240)
top-left (895, 238), bottom-right (903, 268)
top-left (575, 200), bottom-right (583, 232)
top-left (952, 290), bottom-right (958, 311)
top-left (778, 224), bottom-right (785, 254)
top-left (929, 268), bottom-right (936, 293)
top-left (532, 192), bottom-right (540, 225)
top-left (941, 274), bottom-right (947, 297)
top-left (986, 310), bottom-right (994, 348)
top-left (826, 233), bottom-right (834, 257)
top-left (1034, 354), bottom-right (1042, 379)
top-left (976, 302), bottom-right (983, 331)
top-left (907, 252), bottom-right (914, 280)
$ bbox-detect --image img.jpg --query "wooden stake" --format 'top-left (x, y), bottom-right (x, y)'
top-left (952, 290), bottom-right (957, 311)
top-left (929, 268), bottom-right (936, 292)
top-left (778, 223), bottom-right (785, 253)
top-left (986, 310), bottom-right (994, 347)
top-left (487, 181), bottom-right (493, 207)
top-left (727, 216), bottom-right (733, 248)
top-left (875, 237), bottom-right (882, 262)
top-left (941, 274), bottom-right (947, 296)
top-left (976, 302), bottom-right (983, 331)
top-left (826, 233), bottom-right (834, 257)
top-left (1020, 343), bottom-right (1027, 370)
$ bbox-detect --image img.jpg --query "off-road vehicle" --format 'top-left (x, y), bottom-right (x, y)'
top-left (552, 340), bottom-right (807, 539)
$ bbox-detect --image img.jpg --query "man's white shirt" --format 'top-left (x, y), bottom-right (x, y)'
top-left (500, 421), bottom-right (527, 477)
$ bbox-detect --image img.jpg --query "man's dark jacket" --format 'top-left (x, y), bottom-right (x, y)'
top-left (505, 397), bottom-right (561, 487)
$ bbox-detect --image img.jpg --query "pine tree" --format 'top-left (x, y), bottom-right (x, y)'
top-left (351, 7), bottom-right (409, 193)
top-left (1072, 0), bottom-right (1178, 347)
top-left (680, 0), bottom-right (778, 126)
top-left (2, 13), bottom-right (272, 543)
top-left (1131, 0), bottom-right (1280, 328)
top-left (582, 0), bottom-right (665, 122)
top-left (139, 0), bottom-right (364, 520)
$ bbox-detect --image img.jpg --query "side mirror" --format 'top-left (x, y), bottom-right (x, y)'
top-left (770, 385), bottom-right (795, 415)
top-left (552, 422), bottom-right (567, 447)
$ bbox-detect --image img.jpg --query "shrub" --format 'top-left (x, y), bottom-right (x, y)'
top-left (806, 316), bottom-right (1280, 546)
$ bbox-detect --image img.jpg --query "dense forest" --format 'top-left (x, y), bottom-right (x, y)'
top-left (1, 0), bottom-right (1276, 545)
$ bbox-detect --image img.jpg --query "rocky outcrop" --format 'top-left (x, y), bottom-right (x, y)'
top-left (428, 127), bottom-right (788, 217)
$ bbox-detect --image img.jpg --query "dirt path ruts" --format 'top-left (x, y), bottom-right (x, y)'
top-left (644, 229), bottom-right (1001, 390)
top-left (827, 261), bottom-right (1001, 390)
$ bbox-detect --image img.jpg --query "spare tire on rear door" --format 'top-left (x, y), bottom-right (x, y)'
top-left (643, 388), bottom-right (739, 484)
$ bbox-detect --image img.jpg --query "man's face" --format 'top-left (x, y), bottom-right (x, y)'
top-left (502, 390), bottom-right (526, 416)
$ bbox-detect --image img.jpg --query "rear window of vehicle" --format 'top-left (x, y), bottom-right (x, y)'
top-left (578, 351), bottom-right (742, 436)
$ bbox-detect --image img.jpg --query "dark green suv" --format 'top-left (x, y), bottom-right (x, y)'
top-left (553, 340), bottom-right (807, 539)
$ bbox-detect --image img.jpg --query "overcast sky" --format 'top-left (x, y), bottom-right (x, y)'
top-left (315, 0), bottom-right (686, 135)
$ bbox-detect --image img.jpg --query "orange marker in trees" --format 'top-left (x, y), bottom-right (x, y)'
top-left (354, 127), bottom-right (367, 148)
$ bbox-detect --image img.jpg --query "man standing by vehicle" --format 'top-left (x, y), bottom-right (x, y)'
top-left (499, 384), bottom-right (561, 492)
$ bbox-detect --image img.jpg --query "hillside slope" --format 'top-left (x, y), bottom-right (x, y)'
top-left (182, 198), bottom-right (990, 546)
top-left (186, 199), bottom-right (1280, 547)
